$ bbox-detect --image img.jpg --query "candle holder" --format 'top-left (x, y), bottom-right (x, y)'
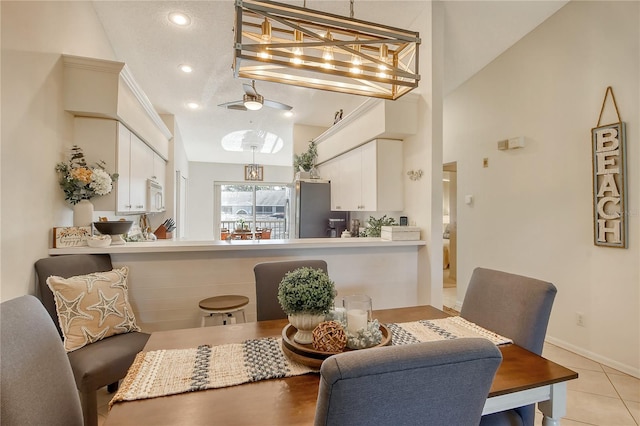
top-left (343, 294), bottom-right (372, 334)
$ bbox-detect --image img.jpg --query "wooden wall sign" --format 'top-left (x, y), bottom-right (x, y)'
top-left (53, 226), bottom-right (92, 248)
top-left (592, 87), bottom-right (627, 248)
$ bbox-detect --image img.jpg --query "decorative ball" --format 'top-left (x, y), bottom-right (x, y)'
top-left (312, 321), bottom-right (347, 352)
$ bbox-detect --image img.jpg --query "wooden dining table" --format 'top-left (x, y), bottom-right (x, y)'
top-left (105, 305), bottom-right (577, 426)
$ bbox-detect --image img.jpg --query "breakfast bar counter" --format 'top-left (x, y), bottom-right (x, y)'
top-left (49, 238), bottom-right (426, 332)
top-left (48, 237), bottom-right (425, 255)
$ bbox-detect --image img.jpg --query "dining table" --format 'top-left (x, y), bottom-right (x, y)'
top-left (105, 305), bottom-right (577, 426)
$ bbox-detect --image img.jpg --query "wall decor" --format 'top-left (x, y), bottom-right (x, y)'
top-left (591, 86), bottom-right (627, 248)
top-left (53, 226), bottom-right (92, 248)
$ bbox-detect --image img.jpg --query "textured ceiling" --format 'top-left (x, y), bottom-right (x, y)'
top-left (92, 0), bottom-right (567, 165)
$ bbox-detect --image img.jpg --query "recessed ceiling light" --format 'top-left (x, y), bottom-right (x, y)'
top-left (284, 111), bottom-right (293, 118)
top-left (168, 12), bottom-right (191, 26)
top-left (186, 102), bottom-right (200, 109)
top-left (179, 64), bottom-right (193, 73)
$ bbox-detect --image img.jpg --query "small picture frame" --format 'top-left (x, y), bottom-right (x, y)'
top-left (399, 216), bottom-right (408, 226)
top-left (53, 226), bottom-right (92, 248)
top-left (244, 165), bottom-right (264, 181)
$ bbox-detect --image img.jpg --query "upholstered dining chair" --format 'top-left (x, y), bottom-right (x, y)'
top-left (35, 254), bottom-right (150, 426)
top-left (314, 338), bottom-right (503, 426)
top-left (460, 267), bottom-right (557, 426)
top-left (1, 295), bottom-right (84, 426)
top-left (253, 259), bottom-right (328, 321)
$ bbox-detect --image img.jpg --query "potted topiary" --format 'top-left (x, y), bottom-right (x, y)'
top-left (277, 267), bottom-right (336, 344)
top-left (293, 141), bottom-right (318, 179)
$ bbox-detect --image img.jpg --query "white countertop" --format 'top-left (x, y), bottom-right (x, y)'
top-left (48, 237), bottom-right (426, 255)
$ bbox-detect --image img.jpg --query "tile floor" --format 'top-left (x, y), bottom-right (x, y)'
top-left (97, 282), bottom-right (639, 426)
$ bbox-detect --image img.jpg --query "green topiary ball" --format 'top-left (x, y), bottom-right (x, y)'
top-left (277, 267), bottom-right (336, 315)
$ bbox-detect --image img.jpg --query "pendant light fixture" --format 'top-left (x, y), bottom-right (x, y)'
top-left (233, 0), bottom-right (420, 100)
top-left (245, 146), bottom-right (263, 181)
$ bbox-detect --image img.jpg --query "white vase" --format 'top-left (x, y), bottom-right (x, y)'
top-left (288, 313), bottom-right (326, 345)
top-left (73, 200), bottom-right (94, 227)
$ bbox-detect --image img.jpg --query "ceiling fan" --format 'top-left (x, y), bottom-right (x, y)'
top-left (218, 80), bottom-right (293, 112)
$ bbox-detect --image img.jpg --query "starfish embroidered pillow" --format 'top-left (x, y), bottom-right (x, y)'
top-left (46, 266), bottom-right (141, 352)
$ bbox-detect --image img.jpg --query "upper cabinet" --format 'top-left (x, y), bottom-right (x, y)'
top-left (63, 55), bottom-right (171, 215)
top-left (314, 95), bottom-right (417, 164)
top-left (62, 54), bottom-right (172, 160)
top-left (319, 139), bottom-right (403, 212)
top-left (74, 117), bottom-right (166, 214)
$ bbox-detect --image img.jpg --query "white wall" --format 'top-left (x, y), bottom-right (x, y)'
top-left (293, 124), bottom-right (327, 157)
top-left (444, 1), bottom-right (639, 376)
top-left (402, 1), bottom-right (444, 308)
top-left (1, 1), bottom-right (117, 301)
top-left (186, 162), bottom-right (293, 240)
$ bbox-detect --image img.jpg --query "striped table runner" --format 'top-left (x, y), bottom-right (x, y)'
top-left (110, 316), bottom-right (512, 406)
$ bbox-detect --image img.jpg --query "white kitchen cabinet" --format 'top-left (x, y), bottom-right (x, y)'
top-left (74, 117), bottom-right (166, 214)
top-left (318, 157), bottom-right (343, 211)
top-left (116, 123), bottom-right (132, 212)
top-left (128, 133), bottom-right (151, 212)
top-left (318, 139), bottom-right (403, 212)
top-left (152, 152), bottom-right (166, 186)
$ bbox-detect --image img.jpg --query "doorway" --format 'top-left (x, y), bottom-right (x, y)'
top-left (443, 162), bottom-right (457, 309)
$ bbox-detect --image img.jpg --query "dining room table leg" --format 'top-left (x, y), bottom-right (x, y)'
top-left (538, 382), bottom-right (568, 426)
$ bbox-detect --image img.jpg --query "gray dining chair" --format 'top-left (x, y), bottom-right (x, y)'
top-left (35, 254), bottom-right (150, 426)
top-left (253, 259), bottom-right (328, 321)
top-left (314, 338), bottom-right (503, 426)
top-left (1, 295), bottom-right (84, 426)
top-left (460, 267), bottom-right (557, 426)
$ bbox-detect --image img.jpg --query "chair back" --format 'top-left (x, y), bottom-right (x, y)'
top-left (1, 295), bottom-right (83, 425)
top-left (254, 260), bottom-right (328, 321)
top-left (314, 338), bottom-right (502, 426)
top-left (35, 254), bottom-right (113, 337)
top-left (460, 267), bottom-right (557, 355)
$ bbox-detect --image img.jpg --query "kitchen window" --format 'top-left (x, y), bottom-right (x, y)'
top-left (215, 184), bottom-right (289, 239)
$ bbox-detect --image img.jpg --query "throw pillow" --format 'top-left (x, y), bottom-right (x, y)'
top-left (46, 266), bottom-right (141, 352)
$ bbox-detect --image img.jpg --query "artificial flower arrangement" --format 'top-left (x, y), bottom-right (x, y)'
top-left (55, 145), bottom-right (118, 205)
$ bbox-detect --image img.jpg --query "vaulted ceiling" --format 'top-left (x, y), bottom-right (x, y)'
top-left (92, 1), bottom-right (567, 165)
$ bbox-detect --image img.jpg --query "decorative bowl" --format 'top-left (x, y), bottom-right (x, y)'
top-left (87, 235), bottom-right (112, 248)
top-left (93, 221), bottom-right (133, 235)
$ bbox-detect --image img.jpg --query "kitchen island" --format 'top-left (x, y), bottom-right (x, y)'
top-left (49, 238), bottom-right (426, 332)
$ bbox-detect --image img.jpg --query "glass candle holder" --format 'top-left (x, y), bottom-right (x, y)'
top-left (343, 294), bottom-right (372, 334)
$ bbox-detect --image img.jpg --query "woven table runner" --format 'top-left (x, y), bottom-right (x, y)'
top-left (110, 317), bottom-right (512, 406)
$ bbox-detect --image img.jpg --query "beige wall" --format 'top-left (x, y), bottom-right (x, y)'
top-left (1, 1), bottom-right (117, 300)
top-left (444, 1), bottom-right (639, 376)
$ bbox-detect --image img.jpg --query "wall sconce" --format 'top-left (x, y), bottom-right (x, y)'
top-left (407, 169), bottom-right (423, 181)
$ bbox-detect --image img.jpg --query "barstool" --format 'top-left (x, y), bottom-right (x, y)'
top-left (199, 295), bottom-right (249, 327)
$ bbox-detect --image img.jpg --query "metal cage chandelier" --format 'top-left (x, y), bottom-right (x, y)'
top-left (233, 0), bottom-right (421, 100)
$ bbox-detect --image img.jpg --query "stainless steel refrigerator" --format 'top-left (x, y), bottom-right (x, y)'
top-left (289, 180), bottom-right (347, 238)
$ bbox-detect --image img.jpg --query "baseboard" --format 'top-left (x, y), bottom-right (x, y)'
top-left (545, 335), bottom-right (639, 379)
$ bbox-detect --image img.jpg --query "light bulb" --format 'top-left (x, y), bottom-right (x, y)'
top-left (259, 18), bottom-right (272, 59)
top-left (350, 36), bottom-right (362, 73)
top-left (377, 43), bottom-right (389, 78)
top-left (322, 30), bottom-right (334, 66)
top-left (291, 29), bottom-right (304, 65)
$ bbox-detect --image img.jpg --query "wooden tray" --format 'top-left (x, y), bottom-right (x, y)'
top-left (281, 323), bottom-right (392, 368)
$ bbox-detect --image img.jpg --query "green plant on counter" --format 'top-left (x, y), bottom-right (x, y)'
top-left (293, 141), bottom-right (318, 172)
top-left (363, 215), bottom-right (397, 237)
top-left (277, 267), bottom-right (336, 315)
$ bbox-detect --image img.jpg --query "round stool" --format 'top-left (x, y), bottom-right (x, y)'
top-left (199, 295), bottom-right (249, 327)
